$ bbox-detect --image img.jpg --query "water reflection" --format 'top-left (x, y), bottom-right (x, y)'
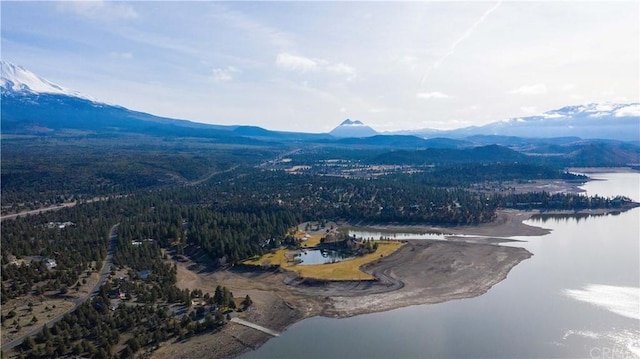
top-left (294, 249), bottom-right (351, 265)
top-left (242, 172), bottom-right (640, 359)
top-left (530, 211), bottom-right (622, 223)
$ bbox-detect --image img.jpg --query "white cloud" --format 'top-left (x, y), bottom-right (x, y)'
top-left (326, 63), bottom-right (356, 80)
top-left (594, 103), bottom-right (614, 112)
top-left (520, 106), bottom-right (537, 114)
top-left (276, 53), bottom-right (319, 72)
top-left (110, 52), bottom-right (133, 60)
top-left (509, 83), bottom-right (547, 95)
top-left (421, 0), bottom-right (502, 85)
top-left (396, 55), bottom-right (419, 71)
top-left (275, 53), bottom-right (356, 80)
top-left (543, 113), bottom-right (566, 119)
top-left (210, 4), bottom-right (293, 49)
top-left (615, 104), bottom-right (640, 117)
top-left (416, 91), bottom-right (450, 99)
top-left (57, 1), bottom-right (138, 20)
top-left (212, 66), bottom-right (240, 82)
top-left (560, 83), bottom-right (576, 92)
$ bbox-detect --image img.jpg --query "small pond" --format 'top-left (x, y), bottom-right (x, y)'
top-left (294, 249), bottom-right (352, 265)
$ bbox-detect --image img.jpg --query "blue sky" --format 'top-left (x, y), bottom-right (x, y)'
top-left (2, 1), bottom-right (638, 133)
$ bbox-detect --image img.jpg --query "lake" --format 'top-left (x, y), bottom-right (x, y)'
top-left (241, 172), bottom-right (640, 359)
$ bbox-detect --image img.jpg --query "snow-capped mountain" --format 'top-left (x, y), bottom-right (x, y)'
top-left (398, 103), bottom-right (640, 142)
top-left (2, 61), bottom-right (637, 143)
top-left (1, 60), bottom-right (92, 100)
top-left (1, 61), bottom-right (230, 136)
top-left (329, 119), bottom-right (378, 138)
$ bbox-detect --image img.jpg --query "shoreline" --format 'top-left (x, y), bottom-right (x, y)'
top-left (151, 204), bottom-right (640, 359)
top-left (569, 166), bottom-right (640, 174)
top-left (151, 208), bottom-right (553, 359)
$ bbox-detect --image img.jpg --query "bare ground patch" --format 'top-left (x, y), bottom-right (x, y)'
top-left (1, 298), bottom-right (74, 345)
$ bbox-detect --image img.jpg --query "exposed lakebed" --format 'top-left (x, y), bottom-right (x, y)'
top-left (241, 172), bottom-right (640, 359)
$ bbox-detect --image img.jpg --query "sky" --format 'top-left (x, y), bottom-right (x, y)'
top-left (2, 1), bottom-right (639, 133)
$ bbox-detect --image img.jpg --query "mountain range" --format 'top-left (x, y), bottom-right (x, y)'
top-left (392, 103), bottom-right (640, 142)
top-left (1, 61), bottom-right (639, 149)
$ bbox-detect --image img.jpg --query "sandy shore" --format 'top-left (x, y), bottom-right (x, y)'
top-left (151, 208), bottom-right (551, 359)
top-left (361, 209), bottom-right (551, 238)
top-left (152, 197), bottom-right (640, 359)
top-left (151, 193), bottom-right (636, 359)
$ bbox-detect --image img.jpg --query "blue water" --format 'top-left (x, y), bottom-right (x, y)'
top-left (241, 173), bottom-right (640, 358)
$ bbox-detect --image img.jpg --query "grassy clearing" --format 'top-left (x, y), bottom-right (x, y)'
top-left (292, 241), bottom-right (403, 280)
top-left (243, 248), bottom-right (289, 267)
top-left (243, 241), bottom-right (404, 281)
top-left (300, 234), bottom-right (324, 248)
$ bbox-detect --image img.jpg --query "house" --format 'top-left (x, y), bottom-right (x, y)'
top-left (138, 269), bottom-right (152, 280)
top-left (44, 258), bottom-right (57, 270)
top-left (131, 238), bottom-right (154, 246)
top-left (109, 288), bottom-right (126, 300)
top-left (6, 254), bottom-right (18, 266)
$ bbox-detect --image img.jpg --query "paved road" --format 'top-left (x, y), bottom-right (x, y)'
top-left (1, 196), bottom-right (120, 222)
top-left (186, 165), bottom-right (240, 186)
top-left (1, 224), bottom-right (119, 351)
top-left (230, 317), bottom-right (280, 337)
top-left (0, 203), bottom-right (76, 221)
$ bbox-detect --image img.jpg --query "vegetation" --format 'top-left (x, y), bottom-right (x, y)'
top-left (2, 138), bottom-right (637, 358)
top-left (243, 239), bottom-right (403, 281)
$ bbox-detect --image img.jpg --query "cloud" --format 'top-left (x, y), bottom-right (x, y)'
top-left (276, 53), bottom-right (318, 72)
top-left (416, 91), bottom-right (450, 99)
top-left (520, 106), bottom-right (537, 114)
top-left (212, 66), bottom-right (241, 82)
top-left (615, 104), bottom-right (640, 117)
top-left (560, 83), bottom-right (576, 92)
top-left (110, 52), bottom-right (133, 60)
top-left (509, 83), bottom-right (547, 95)
top-left (275, 53), bottom-right (356, 80)
top-left (210, 4), bottom-right (293, 49)
top-left (326, 63), bottom-right (356, 80)
top-left (57, 1), bottom-right (138, 20)
top-left (421, 0), bottom-right (502, 85)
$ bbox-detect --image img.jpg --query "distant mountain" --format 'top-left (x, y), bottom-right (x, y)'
top-left (371, 144), bottom-right (527, 165)
top-left (0, 61), bottom-right (93, 100)
top-left (0, 62), bottom-right (334, 143)
top-left (329, 119), bottom-right (378, 138)
top-left (3, 60), bottom-right (639, 161)
top-left (0, 62), bottom-right (274, 143)
top-left (329, 135), bottom-right (470, 149)
top-left (400, 103), bottom-right (640, 142)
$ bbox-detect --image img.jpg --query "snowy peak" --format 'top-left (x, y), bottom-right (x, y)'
top-left (542, 103), bottom-right (640, 119)
top-left (339, 119), bottom-right (365, 126)
top-left (1, 61), bottom-right (91, 100)
top-left (330, 118), bottom-right (378, 138)
top-left (469, 102), bottom-right (640, 141)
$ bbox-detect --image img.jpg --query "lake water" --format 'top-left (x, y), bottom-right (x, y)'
top-left (241, 173), bottom-right (640, 359)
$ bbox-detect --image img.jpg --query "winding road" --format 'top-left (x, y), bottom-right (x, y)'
top-left (1, 223), bottom-right (119, 351)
